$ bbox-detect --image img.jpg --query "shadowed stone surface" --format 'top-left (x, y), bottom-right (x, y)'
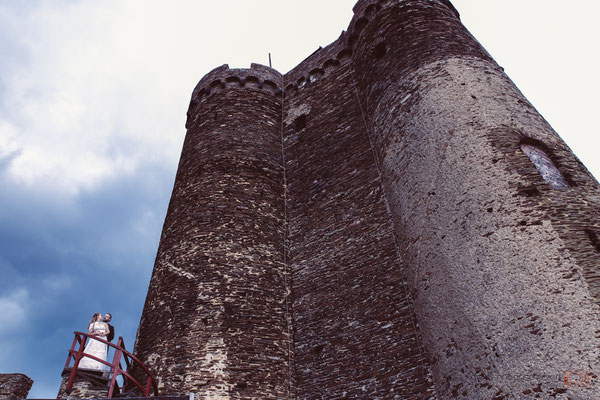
top-left (0, 374), bottom-right (33, 399)
top-left (283, 42), bottom-right (434, 399)
top-left (131, 0), bottom-right (600, 399)
top-left (56, 368), bottom-right (109, 400)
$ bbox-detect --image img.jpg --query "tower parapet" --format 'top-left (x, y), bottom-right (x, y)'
top-left (187, 63), bottom-right (282, 129)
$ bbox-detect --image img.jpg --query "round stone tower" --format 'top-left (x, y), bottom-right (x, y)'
top-left (349, 0), bottom-right (600, 398)
top-left (132, 64), bottom-right (291, 399)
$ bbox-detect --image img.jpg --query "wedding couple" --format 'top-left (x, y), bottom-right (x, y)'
top-left (78, 313), bottom-right (115, 371)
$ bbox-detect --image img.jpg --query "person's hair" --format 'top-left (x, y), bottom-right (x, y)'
top-left (89, 312), bottom-right (101, 326)
top-left (106, 313), bottom-right (112, 319)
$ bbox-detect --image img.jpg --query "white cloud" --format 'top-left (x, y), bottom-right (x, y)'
top-left (0, 120), bottom-right (21, 166)
top-left (0, 288), bottom-right (29, 334)
top-left (0, 1), bottom-right (186, 196)
top-left (0, 0), bottom-right (360, 197)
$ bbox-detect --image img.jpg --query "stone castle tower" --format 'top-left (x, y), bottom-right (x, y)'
top-left (132, 0), bottom-right (600, 398)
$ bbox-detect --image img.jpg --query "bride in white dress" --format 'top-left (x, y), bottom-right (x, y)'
top-left (79, 313), bottom-right (109, 371)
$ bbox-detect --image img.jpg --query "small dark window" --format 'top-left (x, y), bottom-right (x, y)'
top-left (354, 17), bottom-right (368, 34)
top-left (585, 229), bottom-right (600, 253)
top-left (313, 344), bottom-right (325, 354)
top-left (294, 114), bottom-right (307, 132)
top-left (373, 42), bottom-right (387, 59)
top-left (365, 4), bottom-right (380, 17)
top-left (285, 84), bottom-right (298, 97)
top-left (520, 143), bottom-right (569, 189)
top-left (347, 33), bottom-right (358, 48)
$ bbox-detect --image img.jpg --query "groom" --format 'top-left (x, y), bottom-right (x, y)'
top-left (104, 313), bottom-right (115, 343)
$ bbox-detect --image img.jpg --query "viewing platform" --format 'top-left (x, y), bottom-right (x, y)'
top-left (57, 331), bottom-right (158, 399)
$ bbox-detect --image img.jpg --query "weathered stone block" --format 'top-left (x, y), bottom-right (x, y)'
top-left (0, 374), bottom-right (33, 400)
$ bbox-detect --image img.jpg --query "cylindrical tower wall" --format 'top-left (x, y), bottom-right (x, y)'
top-left (350, 0), bottom-right (600, 398)
top-left (132, 64), bottom-right (291, 399)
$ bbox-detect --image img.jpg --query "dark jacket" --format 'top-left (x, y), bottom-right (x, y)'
top-left (107, 323), bottom-right (115, 342)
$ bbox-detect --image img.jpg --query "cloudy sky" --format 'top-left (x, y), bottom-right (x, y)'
top-left (0, 1), bottom-right (598, 397)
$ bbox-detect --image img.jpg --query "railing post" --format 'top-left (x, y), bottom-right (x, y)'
top-left (107, 340), bottom-right (123, 399)
top-left (64, 334), bottom-right (79, 368)
top-left (119, 360), bottom-right (129, 390)
top-left (145, 376), bottom-right (152, 396)
top-left (66, 333), bottom-right (87, 392)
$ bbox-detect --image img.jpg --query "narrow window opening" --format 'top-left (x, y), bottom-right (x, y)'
top-left (585, 229), bottom-right (600, 253)
top-left (294, 114), bottom-right (307, 132)
top-left (520, 142), bottom-right (569, 189)
top-left (517, 186), bottom-right (541, 197)
top-left (347, 33), bottom-right (358, 48)
top-left (285, 84), bottom-right (297, 97)
top-left (373, 42), bottom-right (387, 59)
top-left (365, 4), bottom-right (379, 17)
top-left (313, 344), bottom-right (325, 354)
top-left (354, 17), bottom-right (368, 34)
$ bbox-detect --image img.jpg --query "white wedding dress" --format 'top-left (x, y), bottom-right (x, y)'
top-left (79, 322), bottom-right (109, 371)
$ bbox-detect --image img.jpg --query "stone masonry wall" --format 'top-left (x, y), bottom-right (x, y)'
top-left (283, 36), bottom-right (435, 398)
top-left (0, 374), bottom-right (33, 399)
top-left (56, 369), bottom-right (108, 399)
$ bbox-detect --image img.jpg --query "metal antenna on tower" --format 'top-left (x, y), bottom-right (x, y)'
top-left (269, 53), bottom-right (272, 68)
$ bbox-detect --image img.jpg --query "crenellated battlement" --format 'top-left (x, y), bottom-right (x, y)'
top-left (283, 0), bottom-right (459, 96)
top-left (189, 63), bottom-right (282, 107)
top-left (282, 0), bottom-right (392, 95)
top-left (187, 1), bottom-right (460, 103)
top-left (185, 63), bottom-right (283, 128)
top-left (283, 35), bottom-right (348, 97)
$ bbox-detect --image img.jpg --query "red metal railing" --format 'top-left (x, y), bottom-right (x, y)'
top-left (64, 331), bottom-right (158, 398)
